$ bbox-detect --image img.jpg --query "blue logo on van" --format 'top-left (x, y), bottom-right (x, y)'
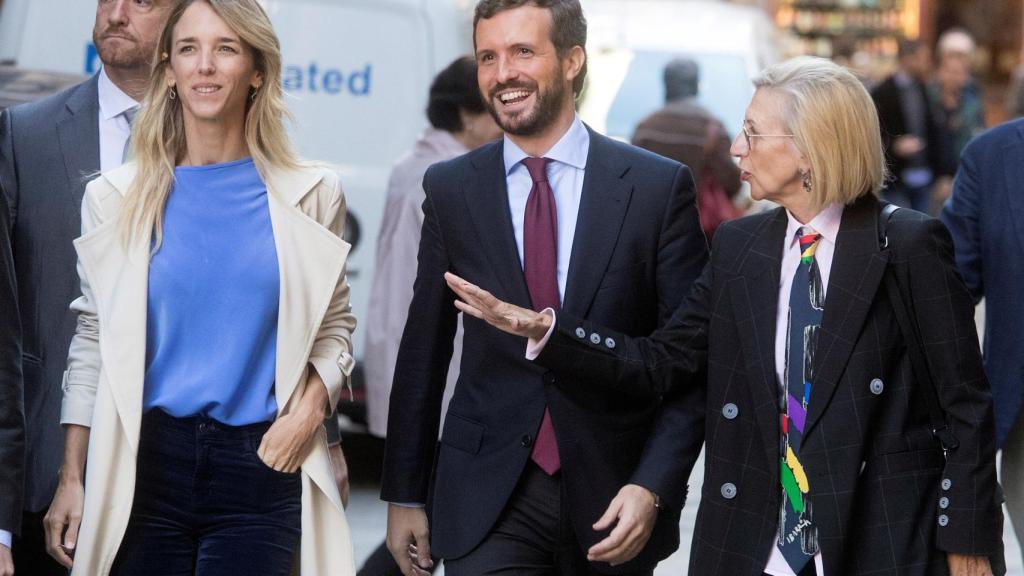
top-left (85, 43), bottom-right (370, 97)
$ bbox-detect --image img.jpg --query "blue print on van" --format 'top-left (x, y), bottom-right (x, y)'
top-left (85, 44), bottom-right (371, 97)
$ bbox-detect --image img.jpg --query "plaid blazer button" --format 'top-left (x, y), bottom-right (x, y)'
top-left (938, 514), bottom-right (949, 527)
top-left (575, 327), bottom-right (586, 339)
top-left (942, 478), bottom-right (952, 491)
top-left (720, 483), bottom-right (737, 499)
top-left (869, 378), bottom-right (884, 395)
top-left (590, 333), bottom-right (601, 344)
top-left (722, 403), bottom-right (738, 419)
top-left (939, 496), bottom-right (950, 509)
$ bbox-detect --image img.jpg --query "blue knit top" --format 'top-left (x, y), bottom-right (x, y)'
top-left (143, 157), bottom-right (280, 425)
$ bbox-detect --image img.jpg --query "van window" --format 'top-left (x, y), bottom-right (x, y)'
top-left (583, 50), bottom-right (750, 142)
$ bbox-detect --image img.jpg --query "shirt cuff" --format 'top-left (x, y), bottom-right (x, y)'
top-left (525, 309), bottom-right (558, 360)
top-left (388, 502), bottom-right (426, 508)
top-left (0, 529), bottom-right (10, 549)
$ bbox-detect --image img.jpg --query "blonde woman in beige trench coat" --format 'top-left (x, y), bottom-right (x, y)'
top-left (42, 1), bottom-right (356, 574)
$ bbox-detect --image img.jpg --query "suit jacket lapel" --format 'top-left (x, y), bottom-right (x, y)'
top-left (803, 195), bottom-right (890, 439)
top-left (56, 75), bottom-right (101, 206)
top-left (562, 129), bottom-right (633, 318)
top-left (728, 208), bottom-right (788, 467)
top-left (462, 141), bottom-right (532, 308)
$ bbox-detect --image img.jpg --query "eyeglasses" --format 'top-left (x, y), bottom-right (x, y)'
top-left (742, 126), bottom-right (795, 150)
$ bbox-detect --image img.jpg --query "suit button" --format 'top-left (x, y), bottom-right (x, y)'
top-left (938, 514), bottom-right (949, 527)
top-left (939, 497), bottom-right (950, 509)
top-left (942, 478), bottom-right (952, 491)
top-left (605, 337), bottom-right (616, 349)
top-left (590, 333), bottom-right (601, 344)
top-left (521, 434), bottom-right (533, 448)
top-left (722, 403), bottom-right (739, 420)
top-left (575, 327), bottom-right (586, 339)
top-left (545, 373), bottom-right (557, 385)
top-left (869, 378), bottom-right (884, 395)
top-left (720, 483), bottom-right (737, 500)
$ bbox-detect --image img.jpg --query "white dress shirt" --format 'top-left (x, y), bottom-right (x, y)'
top-left (503, 115), bottom-right (589, 300)
top-left (764, 202), bottom-right (843, 576)
top-left (97, 67), bottom-right (139, 172)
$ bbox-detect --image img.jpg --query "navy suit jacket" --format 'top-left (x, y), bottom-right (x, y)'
top-left (941, 118), bottom-right (1024, 447)
top-left (381, 127), bottom-right (708, 573)
top-left (0, 187), bottom-right (24, 535)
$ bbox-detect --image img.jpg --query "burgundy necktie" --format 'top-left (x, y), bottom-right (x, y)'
top-left (522, 157), bottom-right (561, 475)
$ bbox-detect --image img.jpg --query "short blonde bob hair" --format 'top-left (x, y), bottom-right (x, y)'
top-left (753, 56), bottom-right (887, 208)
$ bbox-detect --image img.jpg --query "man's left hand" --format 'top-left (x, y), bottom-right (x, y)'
top-left (587, 484), bottom-right (659, 566)
top-left (948, 553), bottom-right (993, 576)
top-left (328, 443), bottom-right (350, 508)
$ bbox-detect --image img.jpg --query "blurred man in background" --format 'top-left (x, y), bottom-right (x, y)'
top-left (941, 116), bottom-right (1024, 571)
top-left (631, 58), bottom-right (741, 240)
top-left (871, 39), bottom-right (948, 214)
top-left (0, 1), bottom-right (173, 572)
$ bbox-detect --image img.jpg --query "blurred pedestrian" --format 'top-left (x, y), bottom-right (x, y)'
top-left (0, 1), bottom-right (174, 574)
top-left (941, 117), bottom-right (1024, 571)
top-left (43, 1), bottom-right (356, 574)
top-left (0, 187), bottom-right (24, 576)
top-left (871, 39), bottom-right (948, 214)
top-left (929, 55), bottom-right (984, 211)
top-left (632, 58), bottom-right (741, 240)
top-left (358, 55), bottom-right (500, 576)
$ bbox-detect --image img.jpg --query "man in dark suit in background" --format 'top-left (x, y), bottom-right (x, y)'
top-left (0, 1), bottom-right (172, 572)
top-left (0, 186), bottom-right (25, 576)
top-left (942, 117), bottom-right (1024, 567)
top-left (871, 39), bottom-right (950, 214)
top-left (382, 1), bottom-right (708, 574)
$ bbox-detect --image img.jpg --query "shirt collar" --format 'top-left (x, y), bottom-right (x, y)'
top-left (503, 115), bottom-right (589, 176)
top-left (785, 202), bottom-right (843, 249)
top-left (97, 67), bottom-right (140, 121)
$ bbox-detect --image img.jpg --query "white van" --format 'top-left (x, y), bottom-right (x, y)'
top-left (580, 0), bottom-right (778, 141)
top-left (0, 0), bottom-right (473, 372)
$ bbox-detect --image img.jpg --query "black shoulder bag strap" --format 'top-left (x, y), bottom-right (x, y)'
top-left (878, 203), bottom-right (960, 454)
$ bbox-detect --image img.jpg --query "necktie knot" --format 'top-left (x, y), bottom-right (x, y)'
top-left (123, 106), bottom-right (139, 126)
top-left (797, 227), bottom-right (821, 264)
top-left (522, 157), bottom-right (551, 184)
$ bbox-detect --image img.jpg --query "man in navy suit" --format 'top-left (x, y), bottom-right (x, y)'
top-left (942, 118), bottom-right (1024, 565)
top-left (380, 1), bottom-right (708, 574)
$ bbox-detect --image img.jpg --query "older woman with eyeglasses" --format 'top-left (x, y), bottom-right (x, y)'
top-left (446, 57), bottom-right (1003, 576)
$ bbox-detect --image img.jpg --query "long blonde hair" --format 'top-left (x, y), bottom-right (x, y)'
top-left (753, 57), bottom-right (888, 209)
top-left (120, 0), bottom-right (300, 249)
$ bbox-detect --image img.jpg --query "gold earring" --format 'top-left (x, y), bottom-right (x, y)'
top-left (801, 170), bottom-right (812, 194)
top-left (168, 85), bottom-right (177, 100)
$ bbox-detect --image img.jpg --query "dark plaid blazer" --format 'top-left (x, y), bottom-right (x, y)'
top-left (537, 194), bottom-right (1003, 575)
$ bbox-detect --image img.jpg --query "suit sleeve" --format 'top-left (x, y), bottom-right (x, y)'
top-left (902, 217), bottom-right (1001, 555)
top-left (0, 189), bottom-right (25, 536)
top-left (939, 141), bottom-right (984, 302)
top-left (380, 166), bottom-right (459, 503)
top-left (535, 164), bottom-right (712, 510)
top-left (307, 174), bottom-right (357, 415)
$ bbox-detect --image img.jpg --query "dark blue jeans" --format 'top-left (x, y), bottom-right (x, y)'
top-left (110, 410), bottom-right (301, 576)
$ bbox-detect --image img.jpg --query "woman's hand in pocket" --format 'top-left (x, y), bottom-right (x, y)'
top-left (258, 369), bottom-right (331, 473)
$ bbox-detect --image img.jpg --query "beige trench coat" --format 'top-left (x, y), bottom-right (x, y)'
top-left (59, 162), bottom-right (356, 575)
